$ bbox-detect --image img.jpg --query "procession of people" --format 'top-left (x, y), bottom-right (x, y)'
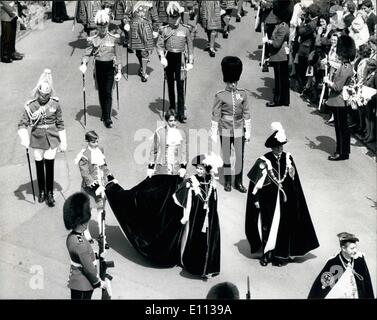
top-left (8, 0), bottom-right (376, 300)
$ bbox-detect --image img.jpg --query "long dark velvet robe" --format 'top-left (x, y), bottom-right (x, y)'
top-left (174, 175), bottom-right (220, 277)
top-left (245, 151), bottom-right (319, 258)
top-left (105, 175), bottom-right (184, 267)
top-left (308, 253), bottom-right (375, 299)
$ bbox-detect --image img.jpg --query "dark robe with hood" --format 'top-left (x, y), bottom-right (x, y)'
top-left (105, 175), bottom-right (184, 267)
top-left (308, 252), bottom-right (374, 299)
top-left (245, 151), bottom-right (319, 258)
top-left (173, 174), bottom-right (220, 277)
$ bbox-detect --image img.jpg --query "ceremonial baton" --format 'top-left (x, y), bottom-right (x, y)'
top-left (246, 275), bottom-right (251, 299)
top-left (116, 81), bottom-right (120, 111)
top-left (163, 69), bottom-right (166, 119)
top-left (26, 148), bottom-right (36, 203)
top-left (318, 55), bottom-right (328, 111)
top-left (260, 23), bottom-right (265, 69)
top-left (125, 47), bottom-right (129, 80)
top-left (82, 74), bottom-right (87, 127)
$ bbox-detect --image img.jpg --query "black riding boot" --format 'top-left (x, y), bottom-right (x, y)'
top-left (35, 160), bottom-right (45, 202)
top-left (45, 159), bottom-right (55, 207)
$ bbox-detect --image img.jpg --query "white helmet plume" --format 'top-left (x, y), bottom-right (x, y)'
top-left (271, 122), bottom-right (286, 143)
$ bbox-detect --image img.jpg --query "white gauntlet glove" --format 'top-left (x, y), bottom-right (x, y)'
top-left (178, 168), bottom-right (186, 178)
top-left (244, 119), bottom-right (251, 142)
top-left (147, 168), bottom-right (155, 178)
top-left (95, 185), bottom-right (106, 197)
top-left (79, 63), bottom-right (87, 74)
top-left (160, 56), bottom-right (168, 68)
top-left (58, 129), bottom-right (67, 152)
top-left (185, 63), bottom-right (193, 71)
top-left (124, 23), bottom-right (130, 32)
top-left (18, 128), bottom-right (30, 149)
top-left (210, 121), bottom-right (219, 143)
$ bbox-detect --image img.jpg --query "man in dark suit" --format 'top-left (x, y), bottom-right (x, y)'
top-left (361, 0), bottom-right (377, 36)
top-left (264, 0), bottom-right (293, 107)
top-left (0, 1), bottom-right (24, 63)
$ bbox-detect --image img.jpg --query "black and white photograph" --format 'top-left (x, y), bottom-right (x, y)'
top-left (0, 0), bottom-right (375, 307)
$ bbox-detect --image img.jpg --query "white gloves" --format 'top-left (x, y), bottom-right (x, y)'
top-left (210, 121), bottom-right (218, 143)
top-left (255, 201), bottom-right (260, 209)
top-left (114, 71), bottom-right (122, 82)
top-left (220, 9), bottom-right (225, 15)
top-left (18, 128), bottom-right (30, 148)
top-left (244, 119), bottom-right (251, 142)
top-left (110, 179), bottom-right (118, 184)
top-left (153, 31), bottom-right (158, 38)
top-left (95, 185), bottom-right (106, 197)
top-left (178, 168), bottom-right (186, 178)
top-left (79, 63), bottom-right (87, 74)
top-left (160, 56), bottom-right (168, 68)
top-left (262, 35), bottom-right (269, 44)
top-left (58, 129), bottom-right (67, 152)
top-left (147, 168), bottom-right (155, 178)
top-left (185, 63), bottom-right (193, 71)
top-left (124, 23), bottom-right (130, 32)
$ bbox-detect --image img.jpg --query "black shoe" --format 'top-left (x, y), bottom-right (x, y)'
top-left (38, 190), bottom-right (46, 203)
top-left (260, 255), bottom-right (269, 267)
top-left (104, 120), bottom-right (113, 128)
top-left (52, 18), bottom-right (63, 23)
top-left (127, 48), bottom-right (134, 53)
top-left (46, 192), bottom-right (55, 207)
top-left (262, 64), bottom-right (269, 72)
top-left (1, 56), bottom-right (13, 63)
top-left (141, 74), bottom-right (148, 82)
top-left (236, 15), bottom-right (241, 22)
top-left (11, 53), bottom-right (23, 61)
top-left (271, 257), bottom-right (283, 267)
top-left (63, 16), bottom-right (74, 21)
top-left (223, 31), bottom-right (229, 38)
top-left (234, 184), bottom-right (247, 193)
top-left (266, 101), bottom-right (282, 107)
top-left (258, 45), bottom-right (263, 49)
top-left (178, 116), bottom-right (186, 123)
top-left (209, 49), bottom-right (216, 57)
top-left (328, 154), bottom-right (349, 161)
top-left (224, 184), bottom-right (232, 192)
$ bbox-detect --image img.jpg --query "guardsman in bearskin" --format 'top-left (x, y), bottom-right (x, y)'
top-left (263, 0), bottom-right (292, 107)
top-left (75, 130), bottom-right (117, 242)
top-left (79, 9), bottom-right (122, 129)
top-left (123, 1), bottom-right (160, 82)
top-left (157, 1), bottom-right (194, 123)
top-left (64, 192), bottom-right (107, 300)
top-left (17, 69), bottom-right (67, 207)
top-left (211, 56), bottom-right (251, 193)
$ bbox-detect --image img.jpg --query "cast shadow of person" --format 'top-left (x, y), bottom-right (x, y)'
top-left (193, 37), bottom-right (221, 51)
top-left (68, 33), bottom-right (88, 57)
top-left (249, 77), bottom-right (274, 102)
top-left (14, 180), bottom-right (63, 204)
top-left (305, 135), bottom-right (336, 156)
top-left (246, 49), bottom-right (262, 63)
top-left (75, 105), bottom-right (119, 128)
top-left (148, 98), bottom-right (169, 120)
top-left (88, 221), bottom-right (170, 269)
top-left (122, 63), bottom-right (154, 77)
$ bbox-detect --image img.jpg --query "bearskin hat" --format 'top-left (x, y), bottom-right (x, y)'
top-left (206, 282), bottom-right (240, 299)
top-left (336, 35), bottom-right (356, 61)
top-left (221, 56), bottom-right (243, 83)
top-left (273, 0), bottom-right (294, 23)
top-left (265, 122), bottom-right (287, 148)
top-left (63, 192), bottom-right (91, 230)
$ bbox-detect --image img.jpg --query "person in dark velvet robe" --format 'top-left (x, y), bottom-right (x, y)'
top-left (308, 232), bottom-right (374, 299)
top-left (245, 122), bottom-right (319, 267)
top-left (173, 153), bottom-right (222, 278)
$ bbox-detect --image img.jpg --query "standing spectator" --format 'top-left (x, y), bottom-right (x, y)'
top-left (348, 11), bottom-right (370, 49)
top-left (123, 1), bottom-right (160, 82)
top-left (360, 0), bottom-right (377, 36)
top-left (0, 0), bottom-right (24, 63)
top-left (324, 35), bottom-right (356, 161)
top-left (211, 56), bottom-right (251, 193)
top-left (17, 69), bottom-right (67, 207)
top-left (342, 0), bottom-right (356, 29)
top-left (64, 192), bottom-right (107, 300)
top-left (173, 153), bottom-right (223, 279)
top-left (79, 9), bottom-right (122, 128)
top-left (51, 0), bottom-right (73, 23)
top-left (245, 122), bottom-right (319, 267)
top-left (308, 232), bottom-right (374, 299)
top-left (156, 1), bottom-right (194, 123)
top-left (264, 0), bottom-right (293, 107)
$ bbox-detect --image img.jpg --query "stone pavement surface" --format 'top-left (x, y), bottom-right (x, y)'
top-left (0, 2), bottom-right (375, 299)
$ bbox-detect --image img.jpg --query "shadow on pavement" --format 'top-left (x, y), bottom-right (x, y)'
top-left (250, 77), bottom-right (274, 101)
top-left (366, 196), bottom-right (377, 209)
top-left (148, 98), bottom-right (169, 120)
top-left (88, 221), bottom-right (171, 269)
top-left (292, 253), bottom-right (317, 264)
top-left (234, 239), bottom-right (256, 259)
top-left (305, 135), bottom-right (335, 155)
top-left (122, 63), bottom-right (154, 77)
top-left (193, 37), bottom-right (221, 51)
top-left (68, 36), bottom-right (87, 56)
top-left (179, 268), bottom-right (210, 281)
top-left (14, 180), bottom-right (63, 204)
top-left (75, 105), bottom-right (119, 126)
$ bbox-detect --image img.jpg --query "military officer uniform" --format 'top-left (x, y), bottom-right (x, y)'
top-left (82, 30), bottom-right (122, 128)
top-left (157, 21), bottom-right (193, 123)
top-left (67, 230), bottom-right (101, 299)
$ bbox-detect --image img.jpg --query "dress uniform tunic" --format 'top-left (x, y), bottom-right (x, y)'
top-left (157, 23), bottom-right (194, 120)
top-left (66, 231), bottom-right (101, 297)
top-left (212, 87), bottom-right (250, 178)
top-left (18, 97), bottom-right (65, 150)
top-left (82, 31), bottom-right (122, 125)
